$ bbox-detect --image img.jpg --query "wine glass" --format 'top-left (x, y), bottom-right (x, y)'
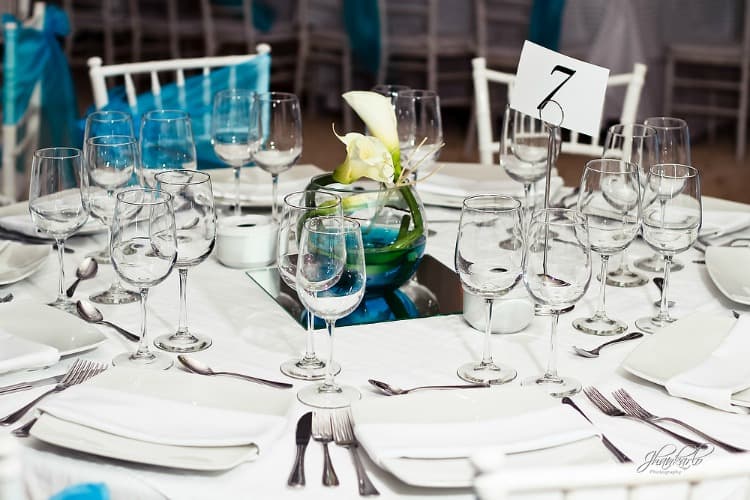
top-left (85, 136), bottom-right (141, 305)
top-left (602, 123), bottom-right (658, 288)
top-left (296, 216), bottom-right (366, 408)
top-left (522, 209), bottom-right (591, 397)
top-left (634, 117), bottom-right (691, 273)
top-left (635, 165), bottom-right (701, 334)
top-left (29, 148), bottom-right (90, 313)
top-left (454, 195), bottom-right (523, 384)
top-left (371, 84), bottom-right (410, 105)
top-left (139, 109), bottom-right (198, 188)
top-left (153, 170), bottom-right (217, 353)
top-left (277, 190), bottom-right (343, 380)
top-left (572, 159), bottom-right (641, 336)
top-left (211, 88), bottom-right (256, 216)
top-left (111, 188), bottom-right (177, 369)
top-left (395, 89), bottom-right (443, 181)
top-left (252, 92), bottom-right (303, 222)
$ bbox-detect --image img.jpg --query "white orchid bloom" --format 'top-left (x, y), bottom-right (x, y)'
top-left (332, 131), bottom-right (395, 184)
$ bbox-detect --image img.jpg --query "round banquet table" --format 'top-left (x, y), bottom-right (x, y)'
top-left (2, 164), bottom-right (750, 500)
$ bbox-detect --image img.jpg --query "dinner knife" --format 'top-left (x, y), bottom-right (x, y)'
top-left (0, 375), bottom-right (65, 395)
top-left (562, 397), bottom-right (631, 464)
top-left (288, 412), bottom-right (313, 487)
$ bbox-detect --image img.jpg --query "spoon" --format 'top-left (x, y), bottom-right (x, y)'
top-left (652, 277), bottom-right (675, 308)
top-left (368, 378), bottom-right (489, 396)
top-left (0, 293), bottom-right (13, 303)
top-left (65, 257), bottom-right (98, 297)
top-left (177, 355), bottom-right (292, 389)
top-left (76, 300), bottom-right (139, 342)
top-left (572, 332), bottom-right (644, 358)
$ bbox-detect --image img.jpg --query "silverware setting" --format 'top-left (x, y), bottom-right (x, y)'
top-left (0, 374), bottom-right (65, 395)
top-left (333, 410), bottom-right (379, 496)
top-left (572, 332), bottom-right (644, 358)
top-left (177, 355), bottom-right (293, 389)
top-left (368, 378), bottom-right (489, 396)
top-left (312, 411), bottom-right (339, 487)
top-left (76, 300), bottom-right (139, 342)
top-left (561, 397), bottom-right (630, 463)
top-left (65, 257), bottom-right (98, 297)
top-left (288, 412), bottom-right (312, 487)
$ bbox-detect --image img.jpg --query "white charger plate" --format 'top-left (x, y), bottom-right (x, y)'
top-left (0, 301), bottom-right (105, 355)
top-left (0, 242), bottom-right (49, 285)
top-left (208, 164), bottom-right (326, 207)
top-left (705, 246), bottom-right (750, 305)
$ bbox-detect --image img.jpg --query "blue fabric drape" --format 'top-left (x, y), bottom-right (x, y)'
top-left (50, 483), bottom-right (109, 500)
top-left (528, 0), bottom-right (566, 51)
top-left (343, 0), bottom-right (380, 76)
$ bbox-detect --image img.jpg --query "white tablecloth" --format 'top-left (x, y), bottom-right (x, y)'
top-left (2, 166), bottom-right (750, 499)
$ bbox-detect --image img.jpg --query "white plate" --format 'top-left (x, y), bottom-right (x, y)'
top-left (0, 242), bottom-right (49, 285)
top-left (621, 312), bottom-right (750, 407)
top-left (0, 301), bottom-right (106, 355)
top-left (31, 367), bottom-right (294, 470)
top-left (208, 164), bottom-right (327, 207)
top-left (705, 246), bottom-right (750, 305)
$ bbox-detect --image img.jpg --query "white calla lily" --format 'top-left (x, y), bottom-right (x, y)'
top-left (342, 91), bottom-right (399, 154)
top-left (332, 131), bottom-right (395, 184)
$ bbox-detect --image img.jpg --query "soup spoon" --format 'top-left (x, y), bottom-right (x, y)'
top-left (177, 355), bottom-right (292, 389)
top-left (76, 300), bottom-right (139, 342)
top-left (65, 258), bottom-right (98, 297)
top-left (368, 379), bottom-right (489, 396)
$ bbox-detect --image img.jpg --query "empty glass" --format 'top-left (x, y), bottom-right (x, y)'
top-left (29, 148), bottom-right (90, 313)
top-left (277, 191), bottom-right (343, 380)
top-left (395, 89), bottom-right (443, 180)
top-left (296, 217), bottom-right (366, 408)
top-left (572, 159), bottom-right (641, 336)
top-left (454, 195), bottom-right (523, 384)
top-left (522, 209), bottom-right (591, 397)
top-left (635, 165), bottom-right (701, 334)
top-left (139, 110), bottom-right (197, 188)
top-left (153, 170), bottom-right (217, 353)
top-left (111, 188), bottom-right (177, 369)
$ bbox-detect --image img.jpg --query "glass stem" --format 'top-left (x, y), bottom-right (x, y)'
top-left (545, 312), bottom-right (560, 379)
top-left (303, 309), bottom-right (316, 360)
top-left (594, 255), bottom-right (610, 319)
top-left (135, 288), bottom-right (151, 359)
top-left (104, 225), bottom-right (112, 259)
top-left (657, 256), bottom-right (673, 321)
top-left (233, 166), bottom-right (241, 216)
top-left (177, 267), bottom-right (189, 335)
top-left (322, 319), bottom-right (338, 392)
top-left (55, 239), bottom-right (65, 302)
top-left (523, 183), bottom-right (533, 220)
top-left (271, 174), bottom-right (279, 222)
top-left (481, 298), bottom-right (495, 366)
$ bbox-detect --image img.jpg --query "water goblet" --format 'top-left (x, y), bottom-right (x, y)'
top-left (522, 209), bottom-right (591, 397)
top-left (454, 195), bottom-right (523, 384)
top-left (211, 88), bottom-right (256, 216)
top-left (296, 217), bottom-right (366, 408)
top-left (278, 191), bottom-right (343, 380)
top-left (139, 109), bottom-right (197, 188)
top-left (395, 89), bottom-right (443, 181)
top-left (29, 148), bottom-right (90, 313)
top-left (252, 92), bottom-right (303, 222)
top-left (111, 188), bottom-right (177, 369)
top-left (635, 165), bottom-right (701, 334)
top-left (572, 159), bottom-right (641, 336)
top-left (153, 170), bottom-right (217, 353)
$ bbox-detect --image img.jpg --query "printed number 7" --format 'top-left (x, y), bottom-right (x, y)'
top-left (537, 65), bottom-right (576, 111)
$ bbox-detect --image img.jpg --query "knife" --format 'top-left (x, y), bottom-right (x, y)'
top-left (287, 412), bottom-right (312, 487)
top-left (0, 375), bottom-right (65, 395)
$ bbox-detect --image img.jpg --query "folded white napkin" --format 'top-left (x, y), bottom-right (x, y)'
top-left (38, 368), bottom-right (291, 449)
top-left (351, 388), bottom-right (596, 460)
top-left (665, 315), bottom-right (750, 413)
top-left (0, 214), bottom-right (103, 237)
top-left (0, 329), bottom-right (59, 375)
top-left (419, 171), bottom-right (563, 200)
top-left (700, 210), bottom-right (750, 237)
top-left (213, 176), bottom-right (312, 204)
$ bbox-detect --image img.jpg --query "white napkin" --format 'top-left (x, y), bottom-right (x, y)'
top-left (419, 170), bottom-right (563, 200)
top-left (351, 388), bottom-right (596, 460)
top-left (665, 315), bottom-right (750, 413)
top-left (0, 214), bottom-right (102, 237)
top-left (700, 209), bottom-right (750, 238)
top-left (0, 329), bottom-right (59, 374)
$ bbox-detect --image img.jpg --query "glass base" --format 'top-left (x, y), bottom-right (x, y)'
top-left (153, 331), bottom-right (212, 353)
top-left (280, 356), bottom-right (341, 381)
top-left (112, 350), bottom-right (173, 370)
top-left (572, 315), bottom-right (628, 336)
top-left (49, 297), bottom-right (78, 314)
top-left (653, 299), bottom-right (676, 308)
top-left (633, 255), bottom-right (684, 273)
top-left (635, 315), bottom-right (676, 334)
top-left (89, 283), bottom-right (139, 305)
top-left (297, 382), bottom-right (361, 409)
top-left (457, 361), bottom-right (516, 385)
top-left (86, 247), bottom-right (111, 265)
top-left (605, 267), bottom-right (648, 288)
top-left (535, 303), bottom-right (574, 316)
top-left (521, 374), bottom-right (581, 398)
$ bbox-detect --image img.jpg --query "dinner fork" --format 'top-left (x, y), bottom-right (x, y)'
top-left (582, 387), bottom-right (706, 449)
top-left (332, 410), bottom-right (379, 496)
top-left (0, 359), bottom-right (107, 425)
top-left (612, 388), bottom-right (747, 453)
top-left (312, 411), bottom-right (339, 487)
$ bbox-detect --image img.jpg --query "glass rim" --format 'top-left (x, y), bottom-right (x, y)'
top-left (154, 169), bottom-right (211, 186)
top-left (86, 135), bottom-right (137, 147)
top-left (142, 109), bottom-right (191, 122)
top-left (282, 190), bottom-right (342, 210)
top-left (255, 91), bottom-right (299, 103)
top-left (397, 89), bottom-right (439, 100)
top-left (303, 215), bottom-right (360, 234)
top-left (34, 147), bottom-right (82, 160)
top-left (461, 194), bottom-right (522, 212)
top-left (116, 187), bottom-right (173, 206)
top-left (648, 163), bottom-right (699, 179)
top-left (214, 88), bottom-right (256, 99)
top-left (584, 158), bottom-right (638, 174)
top-left (643, 117), bottom-right (688, 130)
top-left (86, 110), bottom-right (131, 122)
top-left (607, 123), bottom-right (657, 138)
top-left (372, 84), bottom-right (410, 93)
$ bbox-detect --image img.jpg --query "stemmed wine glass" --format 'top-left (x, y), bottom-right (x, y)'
top-left (277, 190), bottom-right (343, 380)
top-left (139, 109), bottom-right (198, 188)
top-left (296, 217), bottom-right (366, 408)
top-left (252, 92), bottom-right (303, 221)
top-left (634, 117), bottom-right (691, 273)
top-left (395, 89), bottom-right (443, 180)
top-left (29, 148), bottom-right (90, 313)
top-left (602, 124), bottom-right (658, 288)
top-left (454, 195), bottom-right (523, 384)
top-left (635, 165), bottom-right (701, 334)
top-left (111, 188), bottom-right (177, 369)
top-left (85, 136), bottom-right (141, 305)
top-left (153, 170), bottom-right (217, 353)
top-left (522, 209), bottom-right (591, 397)
top-left (211, 88), bottom-right (256, 216)
top-left (572, 159), bottom-right (641, 336)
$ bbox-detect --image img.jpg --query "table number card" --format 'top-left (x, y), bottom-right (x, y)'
top-left (511, 41), bottom-right (610, 137)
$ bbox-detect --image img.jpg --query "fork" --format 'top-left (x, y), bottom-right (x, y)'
top-left (332, 410), bottom-right (379, 496)
top-left (612, 389), bottom-right (747, 453)
top-left (312, 411), bottom-right (339, 487)
top-left (0, 359), bottom-right (107, 426)
top-left (583, 387), bottom-right (706, 449)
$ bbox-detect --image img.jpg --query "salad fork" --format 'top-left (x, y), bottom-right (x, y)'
top-left (333, 410), bottom-right (379, 496)
top-left (312, 411), bottom-right (339, 486)
top-left (612, 389), bottom-right (746, 453)
top-left (0, 359), bottom-right (107, 425)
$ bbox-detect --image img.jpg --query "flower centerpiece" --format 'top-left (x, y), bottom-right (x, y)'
top-left (309, 91), bottom-right (433, 295)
